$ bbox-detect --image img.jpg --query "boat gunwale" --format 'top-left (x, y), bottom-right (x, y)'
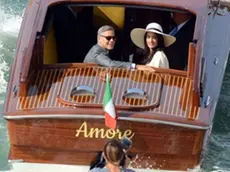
top-left (3, 114), bottom-right (210, 130)
top-left (41, 63), bottom-right (188, 77)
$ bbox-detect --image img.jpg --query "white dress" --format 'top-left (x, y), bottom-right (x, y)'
top-left (146, 50), bottom-right (169, 68)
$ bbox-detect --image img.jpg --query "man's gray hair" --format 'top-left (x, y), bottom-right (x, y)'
top-left (97, 25), bottom-right (114, 35)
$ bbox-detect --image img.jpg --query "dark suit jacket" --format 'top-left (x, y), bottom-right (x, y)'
top-left (164, 17), bottom-right (196, 70)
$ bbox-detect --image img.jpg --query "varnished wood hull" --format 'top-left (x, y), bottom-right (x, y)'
top-left (7, 118), bottom-right (205, 171)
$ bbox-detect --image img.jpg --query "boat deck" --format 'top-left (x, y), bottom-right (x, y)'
top-left (11, 66), bottom-right (200, 120)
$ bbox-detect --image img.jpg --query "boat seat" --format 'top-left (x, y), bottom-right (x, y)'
top-left (93, 6), bottom-right (125, 30)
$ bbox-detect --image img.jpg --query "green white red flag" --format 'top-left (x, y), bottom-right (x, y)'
top-left (103, 74), bottom-right (117, 129)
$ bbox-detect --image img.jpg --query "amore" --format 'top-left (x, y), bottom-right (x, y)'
top-left (75, 122), bottom-right (135, 139)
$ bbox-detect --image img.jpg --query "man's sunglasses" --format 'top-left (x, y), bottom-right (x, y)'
top-left (100, 35), bottom-right (116, 41)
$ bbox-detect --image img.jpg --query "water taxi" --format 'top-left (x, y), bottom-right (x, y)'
top-left (3, 0), bottom-right (230, 171)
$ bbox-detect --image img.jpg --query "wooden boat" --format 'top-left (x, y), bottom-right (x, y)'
top-left (3, 0), bottom-right (230, 171)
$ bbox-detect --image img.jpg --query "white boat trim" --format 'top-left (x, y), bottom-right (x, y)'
top-left (3, 114), bottom-right (210, 130)
top-left (7, 162), bottom-right (188, 172)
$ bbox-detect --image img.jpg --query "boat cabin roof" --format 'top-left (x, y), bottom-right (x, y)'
top-left (32, 0), bottom-right (208, 32)
top-left (35, 0), bottom-right (208, 14)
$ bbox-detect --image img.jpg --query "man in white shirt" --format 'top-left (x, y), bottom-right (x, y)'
top-left (165, 12), bottom-right (196, 70)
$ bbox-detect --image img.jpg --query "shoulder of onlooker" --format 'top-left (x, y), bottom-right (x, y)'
top-left (89, 167), bottom-right (109, 172)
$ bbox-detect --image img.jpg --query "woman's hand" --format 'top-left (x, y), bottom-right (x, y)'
top-left (136, 65), bottom-right (155, 72)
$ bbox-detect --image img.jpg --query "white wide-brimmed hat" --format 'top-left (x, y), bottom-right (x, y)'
top-left (130, 22), bottom-right (176, 49)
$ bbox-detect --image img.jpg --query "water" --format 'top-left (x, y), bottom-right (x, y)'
top-left (0, 0), bottom-right (230, 171)
top-left (0, 0), bottom-right (25, 170)
top-left (201, 69), bottom-right (230, 172)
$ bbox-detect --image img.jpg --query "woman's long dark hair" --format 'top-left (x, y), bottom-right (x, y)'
top-left (140, 32), bottom-right (165, 64)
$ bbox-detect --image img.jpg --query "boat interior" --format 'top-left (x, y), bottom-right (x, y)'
top-left (39, 4), bottom-right (195, 65)
top-left (12, 3), bottom-right (204, 123)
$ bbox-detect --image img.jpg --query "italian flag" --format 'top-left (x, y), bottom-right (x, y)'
top-left (103, 74), bottom-right (117, 129)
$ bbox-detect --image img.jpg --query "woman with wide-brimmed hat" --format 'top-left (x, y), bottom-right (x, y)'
top-left (130, 22), bottom-right (176, 68)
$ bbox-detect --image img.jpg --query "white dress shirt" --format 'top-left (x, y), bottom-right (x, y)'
top-left (177, 19), bottom-right (189, 32)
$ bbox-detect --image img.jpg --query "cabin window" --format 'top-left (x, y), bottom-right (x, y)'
top-left (38, 4), bottom-right (196, 71)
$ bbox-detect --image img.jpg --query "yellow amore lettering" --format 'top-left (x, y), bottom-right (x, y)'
top-left (75, 122), bottom-right (135, 139)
